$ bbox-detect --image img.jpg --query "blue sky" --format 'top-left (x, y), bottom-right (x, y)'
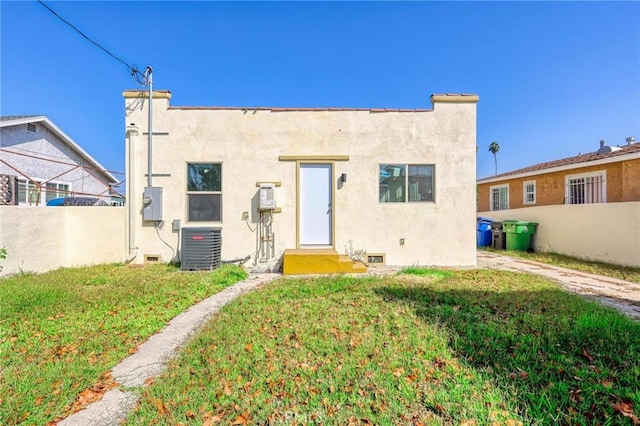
top-left (1, 1), bottom-right (639, 186)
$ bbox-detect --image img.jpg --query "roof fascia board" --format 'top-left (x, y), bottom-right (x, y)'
top-left (477, 151), bottom-right (640, 184)
top-left (1, 116), bottom-right (117, 184)
top-left (0, 116), bottom-right (46, 128)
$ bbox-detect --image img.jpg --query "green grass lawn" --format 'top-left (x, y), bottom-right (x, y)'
top-left (483, 248), bottom-right (640, 284)
top-left (126, 269), bottom-right (640, 425)
top-left (0, 263), bottom-right (247, 425)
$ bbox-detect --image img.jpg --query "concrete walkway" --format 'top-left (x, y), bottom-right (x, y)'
top-left (59, 273), bottom-right (279, 426)
top-left (477, 251), bottom-right (640, 320)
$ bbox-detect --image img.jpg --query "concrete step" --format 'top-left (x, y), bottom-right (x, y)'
top-left (282, 249), bottom-right (368, 275)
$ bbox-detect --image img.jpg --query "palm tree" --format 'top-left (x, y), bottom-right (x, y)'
top-left (489, 141), bottom-right (500, 175)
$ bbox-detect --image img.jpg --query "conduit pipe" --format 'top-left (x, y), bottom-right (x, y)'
top-left (146, 66), bottom-right (153, 187)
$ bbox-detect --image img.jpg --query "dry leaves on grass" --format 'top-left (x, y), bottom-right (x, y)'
top-left (47, 372), bottom-right (117, 425)
top-left (67, 372), bottom-right (117, 412)
top-left (611, 401), bottom-right (640, 425)
top-left (231, 409), bottom-right (251, 425)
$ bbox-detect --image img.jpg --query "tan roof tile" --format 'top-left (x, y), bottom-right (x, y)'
top-left (488, 143), bottom-right (640, 180)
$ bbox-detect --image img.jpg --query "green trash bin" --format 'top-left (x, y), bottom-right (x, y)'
top-left (503, 220), bottom-right (538, 251)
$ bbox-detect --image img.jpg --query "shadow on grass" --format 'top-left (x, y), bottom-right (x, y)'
top-left (375, 280), bottom-right (640, 424)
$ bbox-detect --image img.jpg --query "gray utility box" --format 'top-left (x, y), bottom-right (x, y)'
top-left (181, 227), bottom-right (222, 271)
top-left (143, 187), bottom-right (163, 221)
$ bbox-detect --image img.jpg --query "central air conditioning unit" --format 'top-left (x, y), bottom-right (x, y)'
top-left (181, 227), bottom-right (222, 271)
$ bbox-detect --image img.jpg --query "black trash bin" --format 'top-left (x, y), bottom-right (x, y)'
top-left (491, 221), bottom-right (505, 249)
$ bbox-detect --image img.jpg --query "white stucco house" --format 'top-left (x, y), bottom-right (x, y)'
top-left (123, 90), bottom-right (479, 273)
top-left (0, 115), bottom-right (120, 206)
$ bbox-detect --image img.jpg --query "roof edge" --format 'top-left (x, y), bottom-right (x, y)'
top-left (123, 90), bottom-right (172, 99)
top-left (1, 115), bottom-right (117, 184)
top-left (430, 93), bottom-right (479, 103)
top-left (167, 106), bottom-right (434, 113)
top-left (0, 115), bottom-right (47, 128)
top-left (122, 90), bottom-right (477, 109)
top-left (477, 150), bottom-right (640, 184)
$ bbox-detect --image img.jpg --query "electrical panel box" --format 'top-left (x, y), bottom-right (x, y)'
top-left (142, 187), bottom-right (163, 221)
top-left (259, 183), bottom-right (276, 210)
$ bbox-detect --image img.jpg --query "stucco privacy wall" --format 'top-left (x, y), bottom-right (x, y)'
top-left (1, 121), bottom-right (113, 202)
top-left (0, 206), bottom-right (126, 276)
top-left (124, 91), bottom-right (478, 267)
top-left (478, 202), bottom-right (640, 267)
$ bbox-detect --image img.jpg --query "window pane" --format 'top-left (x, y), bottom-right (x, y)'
top-left (188, 194), bottom-right (221, 221)
top-left (524, 182), bottom-right (535, 203)
top-left (408, 165), bottom-right (434, 202)
top-left (499, 187), bottom-right (508, 210)
top-left (59, 184), bottom-right (70, 198)
top-left (18, 181), bottom-right (27, 204)
top-left (569, 178), bottom-right (584, 204)
top-left (46, 183), bottom-right (57, 202)
top-left (491, 186), bottom-right (508, 210)
top-left (187, 164), bottom-right (221, 192)
top-left (379, 164), bottom-right (405, 202)
top-left (26, 181), bottom-right (39, 204)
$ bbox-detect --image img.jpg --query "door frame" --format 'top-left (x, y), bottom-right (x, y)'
top-left (296, 161), bottom-right (335, 249)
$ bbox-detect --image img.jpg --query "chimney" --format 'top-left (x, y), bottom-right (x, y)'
top-left (626, 136), bottom-right (636, 145)
top-left (599, 139), bottom-right (606, 148)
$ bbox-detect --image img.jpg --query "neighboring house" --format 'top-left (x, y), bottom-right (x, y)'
top-left (0, 115), bottom-right (120, 206)
top-left (477, 139), bottom-right (640, 212)
top-left (123, 90), bottom-right (479, 272)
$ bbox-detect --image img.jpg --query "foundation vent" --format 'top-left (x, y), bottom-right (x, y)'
top-left (144, 255), bottom-right (161, 265)
top-left (367, 253), bottom-right (386, 265)
top-left (181, 227), bottom-right (222, 271)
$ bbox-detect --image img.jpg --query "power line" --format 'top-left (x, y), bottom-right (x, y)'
top-left (36, 0), bottom-right (147, 84)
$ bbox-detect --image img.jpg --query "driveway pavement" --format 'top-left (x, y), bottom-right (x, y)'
top-left (477, 251), bottom-right (640, 320)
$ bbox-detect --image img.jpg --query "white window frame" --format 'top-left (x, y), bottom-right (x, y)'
top-left (379, 164), bottom-right (435, 203)
top-left (186, 162), bottom-right (223, 222)
top-left (17, 178), bottom-right (71, 206)
top-left (523, 180), bottom-right (536, 205)
top-left (565, 170), bottom-right (606, 205)
top-left (490, 184), bottom-right (509, 211)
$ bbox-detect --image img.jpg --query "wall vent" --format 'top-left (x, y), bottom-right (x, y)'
top-left (181, 227), bottom-right (222, 271)
top-left (367, 253), bottom-right (386, 265)
top-left (27, 123), bottom-right (36, 132)
top-left (144, 254), bottom-right (161, 265)
top-left (0, 174), bottom-right (18, 205)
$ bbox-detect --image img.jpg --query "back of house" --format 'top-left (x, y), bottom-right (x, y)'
top-left (123, 90), bottom-right (479, 271)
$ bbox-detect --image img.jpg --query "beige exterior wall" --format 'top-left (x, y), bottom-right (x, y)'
top-left (623, 159), bottom-right (640, 201)
top-left (478, 202), bottom-right (640, 267)
top-left (0, 206), bottom-right (126, 276)
top-left (124, 92), bottom-right (478, 267)
top-left (478, 159), bottom-right (640, 211)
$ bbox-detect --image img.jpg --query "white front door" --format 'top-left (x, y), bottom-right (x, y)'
top-left (299, 163), bottom-right (332, 246)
